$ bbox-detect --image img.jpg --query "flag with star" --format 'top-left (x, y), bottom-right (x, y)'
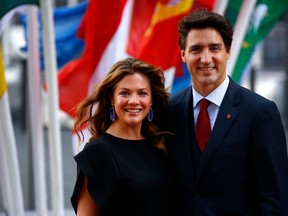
top-left (226, 0), bottom-right (288, 83)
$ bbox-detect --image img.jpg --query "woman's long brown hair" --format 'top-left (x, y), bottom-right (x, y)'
top-left (74, 57), bottom-right (171, 149)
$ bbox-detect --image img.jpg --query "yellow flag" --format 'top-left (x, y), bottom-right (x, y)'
top-left (0, 45), bottom-right (7, 98)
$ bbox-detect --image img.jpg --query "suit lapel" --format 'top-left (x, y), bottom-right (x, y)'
top-left (195, 79), bottom-right (240, 185)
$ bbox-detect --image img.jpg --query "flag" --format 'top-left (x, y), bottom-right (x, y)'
top-left (134, 0), bottom-right (193, 75)
top-left (135, 0), bottom-right (215, 77)
top-left (226, 0), bottom-right (288, 83)
top-left (58, 0), bottom-right (215, 118)
top-left (20, 1), bottom-right (87, 70)
top-left (58, 0), bottom-right (127, 118)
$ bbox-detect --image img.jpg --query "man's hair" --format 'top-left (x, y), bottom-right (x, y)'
top-left (178, 8), bottom-right (234, 51)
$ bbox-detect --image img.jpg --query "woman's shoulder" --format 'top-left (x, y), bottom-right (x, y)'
top-left (76, 134), bottom-right (113, 159)
top-left (74, 134), bottom-right (117, 173)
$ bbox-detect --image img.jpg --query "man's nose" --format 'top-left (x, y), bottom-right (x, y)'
top-left (201, 50), bottom-right (212, 63)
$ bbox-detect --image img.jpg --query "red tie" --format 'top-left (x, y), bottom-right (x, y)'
top-left (196, 99), bottom-right (211, 152)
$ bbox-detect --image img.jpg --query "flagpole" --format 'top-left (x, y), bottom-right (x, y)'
top-left (0, 94), bottom-right (25, 216)
top-left (227, 0), bottom-right (257, 76)
top-left (67, 0), bottom-right (78, 6)
top-left (212, 0), bottom-right (229, 15)
top-left (0, 27), bottom-right (14, 216)
top-left (27, 6), bottom-right (48, 216)
top-left (0, 96), bottom-right (14, 216)
top-left (39, 0), bottom-right (64, 215)
top-left (0, 37), bottom-right (25, 215)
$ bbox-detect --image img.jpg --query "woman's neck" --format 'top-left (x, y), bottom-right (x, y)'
top-left (106, 122), bottom-right (144, 140)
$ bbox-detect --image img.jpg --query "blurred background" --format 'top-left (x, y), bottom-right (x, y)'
top-left (0, 0), bottom-right (288, 215)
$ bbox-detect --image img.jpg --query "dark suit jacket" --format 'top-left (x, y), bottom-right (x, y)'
top-left (166, 78), bottom-right (288, 216)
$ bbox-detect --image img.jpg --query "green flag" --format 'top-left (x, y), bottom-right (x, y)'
top-left (226, 0), bottom-right (288, 83)
top-left (0, 0), bottom-right (39, 19)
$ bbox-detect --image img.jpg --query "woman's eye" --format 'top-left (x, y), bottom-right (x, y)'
top-left (139, 91), bottom-right (147, 96)
top-left (120, 91), bottom-right (129, 96)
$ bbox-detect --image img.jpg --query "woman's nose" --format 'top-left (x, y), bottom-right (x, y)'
top-left (128, 94), bottom-right (140, 104)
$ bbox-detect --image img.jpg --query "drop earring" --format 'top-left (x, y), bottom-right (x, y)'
top-left (148, 107), bottom-right (153, 122)
top-left (110, 106), bottom-right (115, 121)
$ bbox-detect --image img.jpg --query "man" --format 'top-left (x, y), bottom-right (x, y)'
top-left (166, 9), bottom-right (288, 215)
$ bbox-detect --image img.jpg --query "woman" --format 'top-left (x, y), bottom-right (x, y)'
top-left (71, 57), bottom-right (174, 216)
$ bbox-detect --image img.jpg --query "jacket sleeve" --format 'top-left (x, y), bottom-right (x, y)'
top-left (252, 100), bottom-right (288, 215)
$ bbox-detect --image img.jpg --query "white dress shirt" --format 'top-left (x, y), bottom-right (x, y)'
top-left (193, 75), bottom-right (229, 129)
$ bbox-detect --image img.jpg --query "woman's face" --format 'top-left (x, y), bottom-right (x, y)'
top-left (112, 73), bottom-right (152, 129)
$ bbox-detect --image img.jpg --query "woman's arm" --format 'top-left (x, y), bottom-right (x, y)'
top-left (77, 176), bottom-right (99, 216)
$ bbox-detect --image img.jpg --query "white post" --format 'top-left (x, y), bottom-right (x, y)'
top-left (227, 0), bottom-right (257, 76)
top-left (27, 6), bottom-right (48, 216)
top-left (0, 92), bottom-right (25, 216)
top-left (39, 0), bottom-right (64, 215)
top-left (67, 0), bottom-right (78, 6)
top-left (212, 0), bottom-right (229, 15)
top-left (0, 107), bottom-right (14, 216)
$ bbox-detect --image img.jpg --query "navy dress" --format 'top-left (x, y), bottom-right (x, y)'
top-left (71, 133), bottom-right (174, 216)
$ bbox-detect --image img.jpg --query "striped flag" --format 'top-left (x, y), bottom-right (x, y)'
top-left (58, 0), bottom-right (127, 118)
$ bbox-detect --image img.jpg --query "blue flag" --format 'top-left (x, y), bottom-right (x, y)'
top-left (21, 1), bottom-right (87, 70)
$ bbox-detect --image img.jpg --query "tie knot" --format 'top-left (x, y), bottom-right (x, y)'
top-left (199, 99), bottom-right (210, 110)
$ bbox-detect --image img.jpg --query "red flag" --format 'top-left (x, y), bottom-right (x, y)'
top-left (136, 1), bottom-right (194, 71)
top-left (126, 0), bottom-right (158, 56)
top-left (135, 0), bottom-right (214, 76)
top-left (58, 0), bottom-right (126, 117)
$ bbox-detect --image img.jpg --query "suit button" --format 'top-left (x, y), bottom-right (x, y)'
top-left (194, 193), bottom-right (200, 200)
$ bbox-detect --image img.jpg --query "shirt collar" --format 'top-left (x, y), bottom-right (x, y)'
top-left (192, 75), bottom-right (229, 108)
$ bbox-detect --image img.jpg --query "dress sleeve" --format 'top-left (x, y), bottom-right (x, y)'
top-left (71, 142), bottom-right (119, 212)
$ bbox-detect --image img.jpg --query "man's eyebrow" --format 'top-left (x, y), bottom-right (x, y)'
top-left (208, 43), bottom-right (223, 47)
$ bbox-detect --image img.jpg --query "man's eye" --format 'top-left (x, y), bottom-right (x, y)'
top-left (211, 46), bottom-right (220, 51)
top-left (190, 48), bottom-right (200, 53)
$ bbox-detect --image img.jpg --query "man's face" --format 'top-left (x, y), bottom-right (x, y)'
top-left (181, 27), bottom-right (230, 96)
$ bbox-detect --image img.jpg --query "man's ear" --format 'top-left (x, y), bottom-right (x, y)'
top-left (181, 50), bottom-right (186, 62)
top-left (226, 48), bottom-right (231, 60)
